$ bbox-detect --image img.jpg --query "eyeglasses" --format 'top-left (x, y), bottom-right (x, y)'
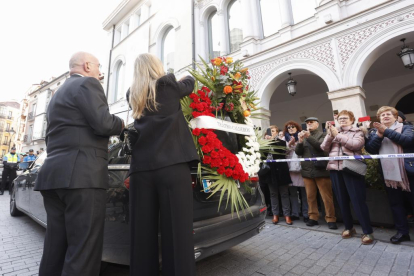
top-left (306, 121), bottom-right (316, 124)
top-left (338, 117), bottom-right (350, 121)
top-left (87, 62), bottom-right (102, 70)
top-left (287, 126), bottom-right (296, 129)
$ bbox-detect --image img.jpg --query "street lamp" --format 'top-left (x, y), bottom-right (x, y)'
top-left (396, 38), bottom-right (414, 69)
top-left (6, 128), bottom-right (16, 153)
top-left (286, 72), bottom-right (297, 96)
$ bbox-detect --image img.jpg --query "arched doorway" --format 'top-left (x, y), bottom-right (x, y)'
top-left (267, 71), bottom-right (331, 129)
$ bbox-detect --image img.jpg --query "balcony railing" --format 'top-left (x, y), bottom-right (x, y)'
top-left (24, 135), bottom-right (32, 143)
top-left (28, 112), bottom-right (35, 121)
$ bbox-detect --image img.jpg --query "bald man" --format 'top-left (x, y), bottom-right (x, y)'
top-left (35, 52), bottom-right (124, 276)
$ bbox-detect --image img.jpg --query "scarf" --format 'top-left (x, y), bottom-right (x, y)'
top-left (285, 131), bottom-right (299, 142)
top-left (378, 122), bottom-right (410, 191)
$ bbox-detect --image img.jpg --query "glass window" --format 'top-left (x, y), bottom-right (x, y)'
top-left (162, 27), bottom-right (175, 74)
top-left (113, 62), bottom-right (123, 103)
top-left (228, 0), bottom-right (243, 53)
top-left (208, 11), bottom-right (221, 58)
top-left (291, 0), bottom-right (316, 24)
top-left (260, 0), bottom-right (281, 37)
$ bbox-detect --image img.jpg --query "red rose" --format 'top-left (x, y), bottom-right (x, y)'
top-left (203, 156), bottom-right (211, 164)
top-left (211, 159), bottom-right (221, 168)
top-left (201, 129), bottom-right (210, 135)
top-left (220, 66), bottom-right (229, 75)
top-left (192, 128), bottom-right (201, 136)
top-left (210, 151), bottom-right (219, 159)
top-left (198, 136), bottom-right (207, 145)
top-left (225, 169), bottom-right (233, 177)
top-left (217, 166), bottom-right (226, 174)
top-left (202, 145), bottom-right (212, 153)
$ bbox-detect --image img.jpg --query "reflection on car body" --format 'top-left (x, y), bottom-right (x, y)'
top-left (11, 141), bottom-right (266, 265)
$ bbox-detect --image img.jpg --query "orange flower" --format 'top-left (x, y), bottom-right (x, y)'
top-left (240, 68), bottom-right (249, 73)
top-left (226, 57), bottom-right (233, 64)
top-left (243, 110), bottom-right (251, 117)
top-left (211, 76), bottom-right (215, 81)
top-left (234, 72), bottom-right (241, 79)
top-left (223, 86), bottom-right (233, 94)
top-left (213, 58), bottom-right (222, 66)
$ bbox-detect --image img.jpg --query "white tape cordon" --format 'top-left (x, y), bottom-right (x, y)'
top-left (265, 153), bottom-right (414, 163)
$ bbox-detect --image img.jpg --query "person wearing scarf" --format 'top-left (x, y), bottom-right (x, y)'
top-left (283, 121), bottom-right (309, 223)
top-left (365, 106), bottom-right (414, 244)
top-left (321, 110), bottom-right (374, 245)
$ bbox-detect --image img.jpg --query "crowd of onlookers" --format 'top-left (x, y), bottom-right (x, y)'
top-left (259, 106), bottom-right (414, 245)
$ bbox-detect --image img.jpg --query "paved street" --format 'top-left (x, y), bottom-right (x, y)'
top-left (0, 194), bottom-right (413, 276)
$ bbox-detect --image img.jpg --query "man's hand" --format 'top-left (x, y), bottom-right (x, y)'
top-left (303, 130), bottom-right (310, 138)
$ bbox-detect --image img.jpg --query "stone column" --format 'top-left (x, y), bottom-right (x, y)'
top-left (278, 0), bottom-right (294, 28)
top-left (327, 86), bottom-right (367, 120)
top-left (241, 0), bottom-right (261, 41)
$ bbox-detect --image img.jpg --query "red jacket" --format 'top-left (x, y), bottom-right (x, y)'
top-left (320, 126), bottom-right (365, 171)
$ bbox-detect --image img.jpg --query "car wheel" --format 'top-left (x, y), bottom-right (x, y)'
top-left (10, 185), bottom-right (22, 217)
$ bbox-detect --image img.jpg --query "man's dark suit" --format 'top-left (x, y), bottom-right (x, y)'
top-left (35, 75), bottom-right (123, 276)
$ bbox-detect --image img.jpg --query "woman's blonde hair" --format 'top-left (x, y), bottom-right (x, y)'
top-left (376, 106), bottom-right (398, 120)
top-left (130, 53), bottom-right (165, 119)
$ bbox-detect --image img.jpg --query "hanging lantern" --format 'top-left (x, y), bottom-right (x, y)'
top-left (396, 38), bottom-right (414, 69)
top-left (286, 72), bottom-right (297, 96)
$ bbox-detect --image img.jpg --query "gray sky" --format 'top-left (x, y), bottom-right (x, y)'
top-left (0, 0), bottom-right (122, 102)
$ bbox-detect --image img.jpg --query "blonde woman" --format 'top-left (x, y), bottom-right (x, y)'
top-left (127, 53), bottom-right (198, 275)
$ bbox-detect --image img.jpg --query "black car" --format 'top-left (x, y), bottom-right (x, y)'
top-left (10, 139), bottom-right (266, 265)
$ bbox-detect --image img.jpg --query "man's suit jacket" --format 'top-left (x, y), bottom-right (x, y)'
top-left (35, 75), bottom-right (123, 190)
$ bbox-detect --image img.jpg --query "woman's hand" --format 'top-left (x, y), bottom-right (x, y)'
top-left (288, 136), bottom-right (295, 147)
top-left (330, 125), bottom-right (338, 137)
top-left (373, 122), bottom-right (386, 138)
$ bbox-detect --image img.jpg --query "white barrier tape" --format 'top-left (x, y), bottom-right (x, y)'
top-left (189, 116), bottom-right (255, 136)
top-left (265, 153), bottom-right (414, 163)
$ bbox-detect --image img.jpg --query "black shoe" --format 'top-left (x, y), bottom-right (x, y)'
top-left (390, 232), bottom-right (410, 244)
top-left (303, 217), bottom-right (309, 223)
top-left (306, 219), bottom-right (319, 227)
top-left (291, 216), bottom-right (299, 221)
top-left (267, 210), bottom-right (273, 217)
top-left (328, 222), bottom-right (338, 230)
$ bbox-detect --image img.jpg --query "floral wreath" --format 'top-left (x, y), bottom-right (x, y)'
top-left (181, 56), bottom-right (279, 217)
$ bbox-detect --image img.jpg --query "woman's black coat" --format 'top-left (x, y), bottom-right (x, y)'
top-left (128, 74), bottom-right (199, 175)
top-left (269, 138), bottom-right (292, 187)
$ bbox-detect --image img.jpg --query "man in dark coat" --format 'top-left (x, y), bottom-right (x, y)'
top-left (35, 52), bottom-right (124, 276)
top-left (295, 117), bottom-right (337, 229)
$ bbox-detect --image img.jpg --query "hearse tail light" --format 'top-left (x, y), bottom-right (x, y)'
top-left (124, 177), bottom-right (130, 190)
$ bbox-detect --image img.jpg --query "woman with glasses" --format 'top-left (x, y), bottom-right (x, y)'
top-left (283, 121), bottom-right (309, 222)
top-left (321, 110), bottom-right (374, 245)
top-left (268, 125), bottom-right (293, 225)
top-left (365, 106), bottom-right (414, 244)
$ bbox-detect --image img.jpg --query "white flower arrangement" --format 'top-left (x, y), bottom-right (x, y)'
top-left (236, 134), bottom-right (261, 177)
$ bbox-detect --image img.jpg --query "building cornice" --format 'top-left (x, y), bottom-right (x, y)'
top-left (102, 0), bottom-right (142, 31)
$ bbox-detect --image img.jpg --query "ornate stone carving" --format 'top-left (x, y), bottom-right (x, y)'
top-left (249, 41), bottom-right (336, 88)
top-left (337, 10), bottom-right (414, 69)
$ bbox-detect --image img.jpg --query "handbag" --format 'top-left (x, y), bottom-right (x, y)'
top-left (305, 140), bottom-right (328, 169)
top-left (340, 144), bottom-right (367, 177)
top-left (120, 128), bottom-right (139, 155)
top-left (288, 150), bottom-right (302, 172)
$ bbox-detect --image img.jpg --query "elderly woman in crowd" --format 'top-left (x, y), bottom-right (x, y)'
top-left (321, 110), bottom-right (374, 245)
top-left (283, 121), bottom-right (309, 222)
top-left (365, 106), bottom-right (414, 244)
top-left (268, 125), bottom-right (293, 225)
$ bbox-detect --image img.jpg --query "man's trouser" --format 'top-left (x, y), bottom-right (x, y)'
top-left (1, 167), bottom-right (17, 193)
top-left (303, 177), bottom-right (336, 222)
